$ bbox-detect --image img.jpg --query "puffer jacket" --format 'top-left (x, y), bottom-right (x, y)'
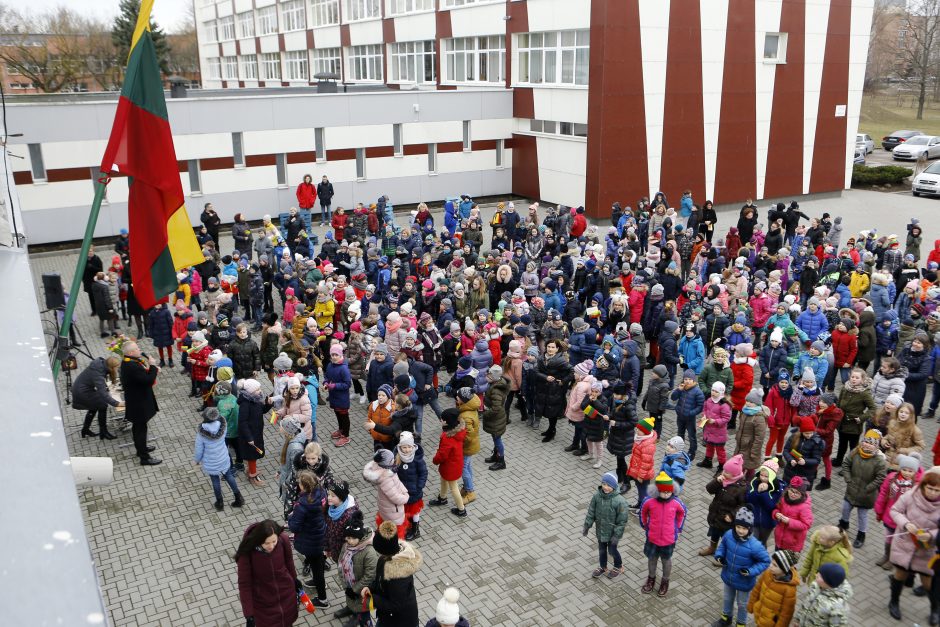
top-left (749, 293), bottom-right (775, 328)
top-left (236, 526), bottom-right (298, 627)
top-left (837, 382), bottom-right (875, 435)
top-left (583, 487), bottom-right (629, 542)
top-left (843, 448), bottom-right (888, 509)
top-left (565, 376), bottom-right (596, 423)
top-left (890, 484), bottom-right (940, 574)
top-left (747, 568), bottom-right (800, 627)
top-left (706, 474), bottom-right (748, 531)
top-left (745, 478), bottom-right (785, 530)
top-left (469, 340), bottom-right (494, 388)
top-left (782, 429), bottom-right (824, 485)
top-left (457, 395), bottom-right (481, 456)
top-left (148, 305), bottom-right (174, 348)
top-left (856, 311), bottom-right (877, 364)
top-left (606, 396), bottom-right (637, 457)
top-left (715, 529), bottom-right (771, 591)
top-left (830, 329), bottom-right (857, 368)
top-left (481, 377), bottom-right (509, 436)
top-left (702, 398), bottom-right (732, 444)
top-left (660, 451), bottom-right (691, 488)
top-left (640, 494), bottom-right (687, 546)
top-left (698, 363), bottom-right (735, 397)
top-left (371, 541), bottom-right (423, 627)
top-left (396, 445), bottom-right (428, 504)
top-left (228, 335), bottom-right (261, 379)
top-left (281, 389), bottom-right (313, 441)
top-left (871, 368), bottom-right (907, 405)
top-left (670, 382), bottom-right (705, 419)
top-left (288, 487), bottom-right (327, 557)
top-left (772, 491), bottom-right (814, 551)
top-left (765, 384), bottom-right (793, 430)
top-left (532, 352), bottom-right (574, 418)
top-left (792, 352), bottom-right (828, 387)
top-left (800, 529), bottom-right (853, 581)
top-left (796, 309), bottom-right (829, 342)
top-left (759, 344), bottom-right (790, 388)
top-left (432, 423), bottom-right (466, 482)
top-left (193, 417), bottom-right (231, 476)
top-left (362, 461), bottom-right (410, 525)
top-left (628, 434), bottom-right (658, 481)
top-left (735, 409), bottom-right (769, 470)
top-left (875, 468), bottom-right (925, 528)
top-left (678, 335), bottom-right (706, 373)
top-left (792, 581), bottom-right (853, 627)
top-left (71, 357), bottom-right (120, 411)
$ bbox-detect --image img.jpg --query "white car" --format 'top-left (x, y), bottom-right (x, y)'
top-left (856, 133), bottom-right (874, 154)
top-left (912, 161), bottom-right (940, 197)
top-left (892, 135), bottom-right (940, 161)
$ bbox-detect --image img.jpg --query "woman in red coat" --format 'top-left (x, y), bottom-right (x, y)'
top-left (235, 520), bottom-right (299, 627)
top-left (295, 174), bottom-right (316, 210)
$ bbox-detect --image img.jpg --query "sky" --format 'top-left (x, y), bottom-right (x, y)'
top-left (3, 0), bottom-right (193, 33)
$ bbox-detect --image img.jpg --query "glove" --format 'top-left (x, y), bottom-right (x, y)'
top-left (246, 619), bottom-right (255, 627)
top-left (327, 382), bottom-right (336, 390)
top-left (715, 556), bottom-right (727, 566)
top-left (582, 525), bottom-right (590, 537)
top-left (739, 568), bottom-right (750, 577)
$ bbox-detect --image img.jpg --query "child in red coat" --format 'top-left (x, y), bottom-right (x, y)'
top-left (428, 408), bottom-right (467, 517)
top-left (188, 331), bottom-right (212, 399)
top-left (772, 476), bottom-right (814, 551)
top-left (729, 343), bottom-right (756, 430)
top-left (487, 326), bottom-right (502, 366)
top-left (815, 395), bottom-right (844, 490)
top-left (764, 370), bottom-right (794, 457)
top-left (625, 417), bottom-right (659, 509)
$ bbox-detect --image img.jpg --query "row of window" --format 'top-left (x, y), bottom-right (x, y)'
top-left (529, 119), bottom-right (588, 138)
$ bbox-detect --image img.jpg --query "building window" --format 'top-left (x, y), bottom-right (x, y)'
top-left (345, 0), bottom-right (380, 22)
top-left (393, 124), bottom-right (403, 156)
top-left (188, 160), bottom-right (202, 195)
top-left (763, 32), bottom-right (788, 64)
top-left (348, 44), bottom-right (383, 82)
top-left (284, 50), bottom-right (308, 81)
top-left (428, 143), bottom-right (437, 174)
top-left (232, 132), bottom-right (245, 167)
top-left (257, 6), bottom-right (278, 35)
top-left (203, 20), bottom-right (218, 43)
top-left (311, 0), bottom-right (340, 26)
top-left (462, 120), bottom-right (471, 151)
top-left (276, 153), bottom-right (288, 186)
top-left (315, 127), bottom-right (326, 161)
top-left (356, 148), bottom-right (366, 180)
top-left (312, 48), bottom-right (342, 77)
top-left (389, 0), bottom-right (433, 15)
top-left (443, 36), bottom-right (505, 84)
top-left (28, 144), bottom-right (45, 181)
top-left (528, 119), bottom-right (586, 138)
top-left (237, 11), bottom-right (255, 38)
top-left (207, 58), bottom-right (221, 79)
top-left (517, 30), bottom-right (589, 86)
top-left (260, 52), bottom-right (281, 80)
top-left (280, 0), bottom-right (306, 32)
top-left (218, 15), bottom-right (236, 41)
top-left (389, 40), bottom-right (435, 83)
top-left (496, 138), bottom-right (504, 168)
top-left (240, 54), bottom-right (258, 80)
top-left (442, 0), bottom-right (499, 7)
top-left (222, 56), bottom-right (238, 80)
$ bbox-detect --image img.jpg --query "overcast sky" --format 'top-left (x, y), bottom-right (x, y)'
top-left (4, 0), bottom-right (193, 33)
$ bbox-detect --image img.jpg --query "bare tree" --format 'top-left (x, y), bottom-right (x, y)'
top-left (83, 17), bottom-right (122, 91)
top-left (0, 7), bottom-right (90, 92)
top-left (901, 0), bottom-right (940, 119)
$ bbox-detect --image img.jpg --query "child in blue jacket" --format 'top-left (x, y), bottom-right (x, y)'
top-left (713, 505), bottom-right (770, 627)
top-left (660, 436), bottom-right (691, 494)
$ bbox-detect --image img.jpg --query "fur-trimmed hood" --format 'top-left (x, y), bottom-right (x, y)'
top-left (198, 417), bottom-right (226, 441)
top-left (382, 541), bottom-right (423, 580)
top-left (362, 460), bottom-right (395, 484)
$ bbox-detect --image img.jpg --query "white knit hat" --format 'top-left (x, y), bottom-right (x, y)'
top-left (435, 587), bottom-right (461, 624)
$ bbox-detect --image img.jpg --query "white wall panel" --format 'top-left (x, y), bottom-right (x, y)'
top-left (244, 128), bottom-right (316, 155)
top-left (238, 38), bottom-right (258, 54)
top-left (325, 124), bottom-right (395, 149)
top-left (638, 0), bottom-right (670, 199)
top-left (400, 121), bottom-right (463, 144)
top-left (438, 149), bottom-right (500, 173)
top-left (36, 140), bottom-right (106, 170)
top-left (363, 155), bottom-right (428, 180)
top-left (448, 3), bottom-right (507, 38)
top-left (393, 12), bottom-right (437, 42)
top-left (803, 0), bottom-right (831, 194)
top-left (846, 0), bottom-right (874, 188)
top-left (526, 0), bottom-right (591, 32)
top-left (469, 118), bottom-right (514, 140)
top-left (754, 0), bottom-right (783, 199)
top-left (221, 41), bottom-right (237, 56)
top-left (531, 88), bottom-right (588, 124)
top-left (234, 0), bottom-right (252, 12)
top-left (314, 26), bottom-right (342, 48)
top-left (201, 166), bottom-right (283, 194)
top-left (217, 2), bottom-right (233, 18)
top-left (174, 133), bottom-right (235, 160)
top-left (701, 0), bottom-right (729, 202)
top-left (19, 181), bottom-right (93, 212)
top-left (537, 135), bottom-right (587, 209)
top-left (284, 31), bottom-right (307, 51)
top-left (349, 19), bottom-right (384, 46)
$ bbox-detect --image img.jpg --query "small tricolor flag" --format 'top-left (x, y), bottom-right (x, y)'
top-left (583, 405), bottom-right (599, 419)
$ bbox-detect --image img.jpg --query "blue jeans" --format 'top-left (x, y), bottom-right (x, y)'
top-left (722, 584), bottom-right (749, 624)
top-left (209, 466), bottom-right (240, 502)
top-left (319, 203), bottom-right (331, 223)
top-left (492, 434), bottom-right (504, 457)
top-left (823, 365), bottom-right (851, 391)
top-left (415, 397), bottom-right (442, 435)
top-left (676, 413), bottom-right (697, 460)
top-left (598, 540), bottom-right (622, 569)
top-left (462, 456), bottom-right (475, 491)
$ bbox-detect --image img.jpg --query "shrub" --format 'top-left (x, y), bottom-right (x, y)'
top-left (851, 164), bottom-right (913, 186)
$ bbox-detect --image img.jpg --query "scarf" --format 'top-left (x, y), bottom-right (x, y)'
top-left (328, 495), bottom-right (355, 521)
top-left (340, 537), bottom-right (372, 587)
top-left (397, 445), bottom-right (416, 465)
top-left (722, 472), bottom-right (744, 487)
top-left (858, 446), bottom-right (875, 459)
top-left (742, 405), bottom-right (760, 416)
top-left (843, 378), bottom-right (870, 394)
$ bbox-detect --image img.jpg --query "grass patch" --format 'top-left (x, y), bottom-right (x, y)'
top-left (860, 92), bottom-right (940, 142)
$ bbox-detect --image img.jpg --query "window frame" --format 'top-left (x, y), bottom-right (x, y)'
top-left (312, 47), bottom-right (342, 77)
top-left (355, 147), bottom-right (367, 181)
top-left (388, 0), bottom-right (434, 16)
top-left (236, 11), bottom-right (255, 38)
top-left (388, 40), bottom-right (436, 84)
top-left (393, 123), bottom-right (403, 157)
top-left (188, 159), bottom-right (202, 196)
top-left (345, 0), bottom-right (381, 22)
top-left (240, 54), bottom-right (258, 80)
top-left (347, 44), bottom-right (384, 82)
top-left (284, 50), bottom-right (309, 81)
top-left (218, 15), bottom-right (236, 41)
top-left (276, 153), bottom-right (288, 187)
top-left (207, 58), bottom-right (222, 79)
top-left (28, 143), bottom-right (46, 182)
top-left (279, 0), bottom-right (306, 32)
top-left (232, 132), bottom-right (245, 168)
top-left (441, 0), bottom-right (502, 8)
top-left (222, 55), bottom-right (238, 80)
top-left (428, 143), bottom-right (438, 174)
top-left (763, 32), bottom-right (788, 64)
top-left (516, 30), bottom-right (589, 87)
top-left (260, 52), bottom-right (281, 80)
top-left (315, 127), bottom-right (326, 162)
top-left (203, 20), bottom-right (218, 43)
top-left (496, 138), bottom-right (504, 169)
top-left (462, 120), bottom-right (471, 152)
top-left (311, 0), bottom-right (340, 27)
top-left (256, 6), bottom-right (278, 36)
top-left (442, 35), bottom-right (506, 84)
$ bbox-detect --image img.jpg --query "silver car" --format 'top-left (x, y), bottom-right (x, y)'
top-left (912, 161), bottom-right (940, 197)
top-left (856, 133), bottom-right (874, 154)
top-left (893, 135), bottom-right (940, 161)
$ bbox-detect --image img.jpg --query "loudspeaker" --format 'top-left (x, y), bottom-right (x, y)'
top-left (42, 272), bottom-right (66, 310)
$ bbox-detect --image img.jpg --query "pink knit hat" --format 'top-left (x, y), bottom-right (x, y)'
top-left (329, 343), bottom-right (345, 358)
top-left (574, 360), bottom-right (594, 376)
top-left (723, 454), bottom-right (744, 479)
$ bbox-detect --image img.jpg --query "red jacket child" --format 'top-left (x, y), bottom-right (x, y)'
top-left (433, 411), bottom-right (466, 482)
top-left (331, 210), bottom-right (348, 242)
top-left (765, 382), bottom-right (794, 431)
top-left (188, 336), bottom-right (212, 382)
top-left (830, 326), bottom-right (858, 369)
top-left (172, 308), bottom-right (193, 352)
top-left (628, 419), bottom-right (658, 482)
top-left (815, 404), bottom-right (843, 459)
top-left (875, 466), bottom-right (925, 529)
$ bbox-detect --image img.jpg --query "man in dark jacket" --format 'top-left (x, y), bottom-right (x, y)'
top-left (73, 356), bottom-right (124, 439)
top-left (200, 202), bottom-right (222, 245)
top-left (317, 175), bottom-right (335, 225)
top-left (120, 341), bottom-right (162, 466)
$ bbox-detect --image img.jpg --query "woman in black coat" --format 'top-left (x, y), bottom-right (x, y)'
top-left (72, 355), bottom-right (123, 439)
top-left (699, 200), bottom-right (718, 243)
top-left (532, 339), bottom-right (574, 442)
top-left (237, 379), bottom-right (272, 486)
top-left (736, 208), bottom-right (758, 245)
top-left (200, 203), bottom-right (222, 245)
top-left (764, 222), bottom-right (785, 256)
top-left (91, 273), bottom-right (116, 337)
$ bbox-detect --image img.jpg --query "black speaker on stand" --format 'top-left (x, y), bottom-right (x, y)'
top-left (42, 273), bottom-right (66, 310)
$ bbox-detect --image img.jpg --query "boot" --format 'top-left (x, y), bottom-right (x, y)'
top-left (876, 543), bottom-right (892, 569)
top-left (214, 499), bottom-right (224, 512)
top-left (231, 493), bottom-right (244, 508)
top-left (816, 477), bottom-right (832, 490)
top-left (99, 430), bottom-right (117, 440)
top-left (489, 455), bottom-right (506, 471)
top-left (889, 576), bottom-right (903, 620)
top-left (853, 531), bottom-right (866, 548)
top-left (405, 521), bottom-right (420, 541)
top-left (657, 578), bottom-right (670, 597)
top-left (462, 491), bottom-right (477, 504)
top-left (564, 443), bottom-right (580, 453)
top-left (698, 541), bottom-right (717, 557)
top-left (428, 496), bottom-right (448, 507)
top-left (167, 359), bottom-right (174, 367)
top-left (80, 427), bottom-right (98, 438)
top-left (541, 430), bottom-right (556, 443)
top-left (696, 457), bottom-right (713, 469)
top-left (712, 615), bottom-right (732, 627)
top-left (837, 519), bottom-right (849, 531)
top-left (641, 575), bottom-right (656, 594)
top-left (930, 598), bottom-right (939, 627)
top-left (484, 449), bottom-right (498, 464)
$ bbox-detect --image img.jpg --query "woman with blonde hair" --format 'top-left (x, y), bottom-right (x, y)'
top-left (884, 402), bottom-right (926, 471)
top-left (72, 354), bottom-right (124, 440)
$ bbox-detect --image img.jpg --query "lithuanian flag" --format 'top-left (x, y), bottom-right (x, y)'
top-left (100, 0), bottom-right (202, 309)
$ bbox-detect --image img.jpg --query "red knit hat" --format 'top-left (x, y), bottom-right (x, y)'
top-left (799, 416), bottom-right (817, 433)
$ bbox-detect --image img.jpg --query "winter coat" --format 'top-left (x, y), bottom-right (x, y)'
top-left (759, 344), bottom-right (790, 388)
top-left (871, 368), bottom-right (907, 405)
top-left (324, 360), bottom-right (352, 409)
top-left (643, 375), bottom-right (671, 415)
top-left (830, 329), bottom-right (857, 368)
top-left (800, 529), bottom-right (853, 581)
top-left (715, 529), bottom-right (771, 591)
top-left (698, 363), bottom-right (735, 397)
top-left (792, 353), bottom-right (828, 390)
top-left (735, 410), bottom-right (769, 470)
top-left (747, 568), bottom-right (800, 627)
top-left (706, 475), bottom-right (748, 531)
top-left (373, 406), bottom-right (417, 442)
top-left (885, 420), bottom-right (926, 469)
top-left (565, 376), bottom-right (596, 423)
top-left (532, 353), bottom-right (573, 418)
top-left (815, 405), bottom-right (842, 456)
top-left (628, 434), bottom-right (658, 481)
top-left (584, 487), bottom-right (629, 542)
top-left (857, 311), bottom-right (877, 363)
top-left (432, 423), bottom-right (466, 482)
top-left (288, 488), bottom-right (327, 557)
top-left (72, 357), bottom-right (120, 411)
top-left (228, 335), bottom-right (261, 379)
top-left (745, 478), bottom-right (785, 530)
top-left (325, 499), bottom-right (361, 563)
top-left (366, 357), bottom-right (394, 399)
top-left (281, 390), bottom-right (313, 441)
top-left (336, 529), bottom-right (377, 614)
top-left (481, 376), bottom-right (510, 437)
top-left (837, 383), bottom-right (875, 436)
top-left (792, 581), bottom-right (853, 627)
top-left (396, 445), bottom-right (428, 504)
top-left (678, 335), bottom-right (706, 373)
top-left (765, 385), bottom-right (794, 430)
top-left (237, 394), bottom-right (267, 462)
top-left (842, 449), bottom-right (888, 508)
top-left (148, 306), bottom-right (174, 348)
top-left (890, 486), bottom-right (940, 573)
top-left (370, 542), bottom-right (422, 627)
top-left (875, 469), bottom-right (925, 529)
top-left (702, 398), bottom-right (732, 444)
top-left (781, 429), bottom-right (824, 485)
top-left (236, 527), bottom-right (298, 627)
top-left (606, 397), bottom-right (638, 457)
top-left (91, 280), bottom-right (113, 320)
top-left (640, 495), bottom-right (687, 546)
top-left (671, 383), bottom-right (706, 419)
top-left (362, 461), bottom-right (410, 525)
top-left (772, 492), bottom-right (814, 551)
top-left (795, 309), bottom-right (829, 342)
top-left (193, 417), bottom-right (231, 476)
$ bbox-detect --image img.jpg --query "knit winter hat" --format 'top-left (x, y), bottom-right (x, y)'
top-left (788, 475), bottom-right (806, 490)
top-left (374, 343), bottom-right (390, 356)
top-left (331, 480), bottom-right (350, 503)
top-left (769, 328), bottom-right (784, 344)
top-left (273, 352), bottom-right (292, 370)
top-left (759, 458), bottom-right (779, 483)
top-left (654, 470), bottom-right (674, 493)
top-left (898, 452), bottom-right (922, 471)
top-left (723, 454), bottom-right (744, 479)
top-left (435, 588), bottom-right (461, 624)
top-left (572, 317), bottom-right (589, 332)
top-left (637, 416), bottom-right (656, 435)
top-left (712, 347), bottom-right (729, 363)
top-left (819, 392), bottom-right (837, 407)
top-left (214, 380), bottom-right (232, 396)
top-left (862, 428), bottom-right (883, 445)
top-left (329, 343), bottom-right (345, 358)
top-left (745, 389), bottom-right (763, 405)
top-left (574, 360), bottom-right (595, 377)
top-left (191, 331), bottom-right (207, 345)
top-left (398, 431), bottom-right (416, 448)
top-left (801, 367), bottom-right (816, 384)
top-left (799, 416), bottom-right (817, 433)
top-left (394, 374), bottom-right (412, 391)
top-left (667, 436), bottom-right (685, 451)
top-left (601, 472), bottom-right (619, 490)
top-left (811, 340), bottom-right (826, 354)
top-left (777, 369), bottom-right (790, 382)
top-left (456, 387), bottom-right (475, 403)
top-left (885, 393), bottom-right (904, 408)
top-left (376, 384), bottom-right (394, 400)
top-left (372, 521), bottom-right (402, 556)
top-left (487, 365), bottom-right (504, 381)
top-left (342, 511), bottom-right (366, 540)
top-left (652, 364), bottom-right (668, 378)
top-left (818, 563), bottom-right (846, 588)
top-left (279, 416), bottom-right (302, 437)
top-left (441, 408), bottom-right (461, 429)
top-left (734, 505), bottom-right (755, 528)
top-left (772, 549), bottom-right (799, 574)
top-left (682, 369), bottom-right (697, 382)
top-left (201, 407), bottom-right (220, 423)
top-left (711, 381), bottom-right (726, 395)
top-left (374, 449), bottom-right (397, 469)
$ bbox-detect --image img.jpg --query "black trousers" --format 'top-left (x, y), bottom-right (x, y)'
top-left (131, 418), bottom-right (151, 460)
top-left (83, 407), bottom-right (108, 433)
top-left (302, 553), bottom-right (327, 600)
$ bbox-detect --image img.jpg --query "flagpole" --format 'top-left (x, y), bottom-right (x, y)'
top-left (53, 175), bottom-right (109, 379)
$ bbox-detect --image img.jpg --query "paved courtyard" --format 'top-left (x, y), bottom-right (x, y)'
top-left (36, 190), bottom-right (940, 626)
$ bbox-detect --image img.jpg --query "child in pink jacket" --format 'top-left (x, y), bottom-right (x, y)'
top-left (697, 381), bottom-right (732, 469)
top-left (565, 360), bottom-right (596, 458)
top-left (639, 471), bottom-right (687, 597)
top-left (772, 475), bottom-right (814, 551)
top-left (874, 452), bottom-right (923, 569)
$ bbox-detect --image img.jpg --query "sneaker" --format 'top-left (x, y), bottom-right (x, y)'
top-left (592, 460), bottom-right (603, 469)
top-left (450, 507), bottom-right (467, 518)
top-left (606, 567), bottom-right (623, 579)
top-left (334, 436), bottom-right (350, 447)
top-left (428, 496), bottom-right (448, 507)
top-left (312, 598), bottom-right (330, 609)
top-left (563, 444), bottom-right (580, 453)
top-left (591, 567), bottom-right (607, 578)
top-left (330, 430), bottom-right (343, 440)
top-left (579, 453), bottom-right (592, 461)
top-left (359, 394), bottom-right (367, 404)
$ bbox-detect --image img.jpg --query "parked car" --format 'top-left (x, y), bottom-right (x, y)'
top-left (892, 135), bottom-right (940, 161)
top-left (854, 147), bottom-right (866, 165)
top-left (882, 129), bottom-right (924, 151)
top-left (856, 133), bottom-right (874, 154)
top-left (912, 161), bottom-right (940, 197)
